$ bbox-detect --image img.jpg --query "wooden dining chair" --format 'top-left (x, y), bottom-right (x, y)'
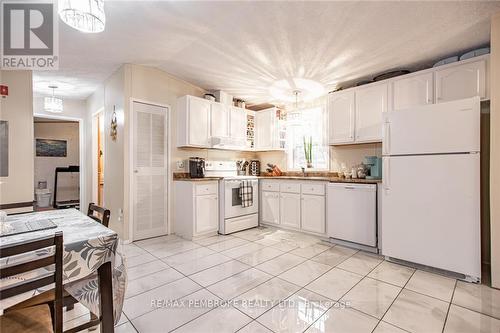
top-left (87, 203), bottom-right (110, 228)
top-left (0, 232), bottom-right (64, 333)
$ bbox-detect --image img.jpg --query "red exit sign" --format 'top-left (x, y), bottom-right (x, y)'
top-left (0, 85), bottom-right (8, 96)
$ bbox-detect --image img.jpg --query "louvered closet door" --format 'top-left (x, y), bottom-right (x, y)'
top-left (133, 101), bottom-right (168, 240)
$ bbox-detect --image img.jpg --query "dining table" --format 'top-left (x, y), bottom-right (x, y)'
top-left (0, 208), bottom-right (127, 332)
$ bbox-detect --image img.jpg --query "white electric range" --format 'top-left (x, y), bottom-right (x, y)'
top-left (205, 161), bottom-right (259, 235)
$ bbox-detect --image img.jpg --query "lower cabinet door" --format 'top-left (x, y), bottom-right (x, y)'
top-left (280, 193), bottom-right (301, 228)
top-left (262, 191), bottom-right (280, 224)
top-left (195, 194), bottom-right (218, 234)
top-left (301, 194), bottom-right (325, 234)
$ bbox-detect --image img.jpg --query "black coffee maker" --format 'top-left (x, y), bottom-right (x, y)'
top-left (189, 157), bottom-right (205, 178)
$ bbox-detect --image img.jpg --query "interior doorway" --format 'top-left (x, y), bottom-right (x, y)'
top-left (92, 110), bottom-right (105, 206)
top-left (33, 116), bottom-right (81, 211)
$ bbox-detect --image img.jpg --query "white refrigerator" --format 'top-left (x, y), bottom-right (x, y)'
top-left (381, 97), bottom-right (481, 281)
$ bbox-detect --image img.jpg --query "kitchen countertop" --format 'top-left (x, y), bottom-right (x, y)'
top-left (259, 176), bottom-right (382, 184)
top-left (173, 176), bottom-right (223, 181)
top-left (173, 173), bottom-right (381, 184)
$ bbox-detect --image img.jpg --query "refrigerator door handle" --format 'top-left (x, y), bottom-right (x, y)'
top-left (383, 158), bottom-right (390, 192)
top-left (383, 121), bottom-right (391, 155)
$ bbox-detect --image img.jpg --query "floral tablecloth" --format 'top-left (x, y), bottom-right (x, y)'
top-left (0, 209), bottom-right (127, 324)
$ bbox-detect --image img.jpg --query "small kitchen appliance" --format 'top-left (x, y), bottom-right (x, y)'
top-left (189, 157), bottom-right (205, 178)
top-left (365, 156), bottom-right (382, 179)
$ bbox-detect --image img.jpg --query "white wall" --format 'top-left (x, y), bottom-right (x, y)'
top-left (34, 97), bottom-right (87, 119)
top-left (34, 122), bottom-right (79, 204)
top-left (0, 70), bottom-right (34, 213)
top-left (490, 11), bottom-right (500, 289)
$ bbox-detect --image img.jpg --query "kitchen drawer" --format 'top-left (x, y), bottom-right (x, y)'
top-left (261, 181), bottom-right (280, 192)
top-left (301, 183), bottom-right (325, 195)
top-left (280, 182), bottom-right (301, 194)
top-left (195, 182), bottom-right (218, 196)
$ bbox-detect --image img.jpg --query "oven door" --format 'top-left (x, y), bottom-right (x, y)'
top-left (224, 179), bottom-right (259, 219)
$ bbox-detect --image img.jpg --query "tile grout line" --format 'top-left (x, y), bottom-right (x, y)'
top-left (371, 267), bottom-right (418, 332)
top-left (441, 279), bottom-right (458, 333)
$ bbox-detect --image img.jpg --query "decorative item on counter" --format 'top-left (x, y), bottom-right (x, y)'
top-left (204, 93), bottom-right (216, 101)
top-left (110, 107), bottom-right (118, 141)
top-left (356, 163), bottom-right (370, 179)
top-left (303, 136), bottom-right (313, 168)
top-left (351, 167), bottom-right (357, 179)
top-left (266, 163), bottom-right (282, 176)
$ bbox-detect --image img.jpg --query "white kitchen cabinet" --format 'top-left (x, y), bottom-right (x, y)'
top-left (210, 102), bottom-right (229, 138)
top-left (261, 191), bottom-right (280, 225)
top-left (301, 194), bottom-right (325, 234)
top-left (174, 181), bottom-right (219, 240)
top-left (328, 90), bottom-right (355, 145)
top-left (177, 95), bottom-right (210, 148)
top-left (392, 72), bottom-right (433, 111)
top-left (355, 83), bottom-right (387, 143)
top-left (230, 107), bottom-right (247, 144)
top-left (254, 107), bottom-right (285, 151)
top-left (195, 194), bottom-right (218, 234)
top-left (260, 180), bottom-right (327, 235)
top-left (435, 60), bottom-right (486, 103)
top-left (280, 192), bottom-right (301, 228)
top-left (255, 109), bottom-right (274, 150)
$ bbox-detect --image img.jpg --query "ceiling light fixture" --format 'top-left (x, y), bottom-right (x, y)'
top-left (44, 85), bottom-right (63, 113)
top-left (269, 78), bottom-right (325, 103)
top-left (59, 0), bottom-right (106, 33)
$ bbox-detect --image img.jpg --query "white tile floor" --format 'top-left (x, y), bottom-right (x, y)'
top-left (63, 226), bottom-right (500, 333)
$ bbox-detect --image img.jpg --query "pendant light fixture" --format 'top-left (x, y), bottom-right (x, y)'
top-left (59, 0), bottom-right (106, 33)
top-left (287, 90), bottom-right (302, 124)
top-left (44, 85), bottom-right (63, 113)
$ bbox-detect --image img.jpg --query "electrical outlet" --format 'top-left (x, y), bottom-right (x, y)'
top-left (176, 160), bottom-right (185, 171)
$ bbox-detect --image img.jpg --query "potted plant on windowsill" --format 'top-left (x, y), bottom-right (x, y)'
top-left (303, 136), bottom-right (313, 168)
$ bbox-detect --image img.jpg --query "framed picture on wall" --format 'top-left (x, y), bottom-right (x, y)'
top-left (36, 138), bottom-right (67, 157)
top-left (0, 120), bottom-right (8, 177)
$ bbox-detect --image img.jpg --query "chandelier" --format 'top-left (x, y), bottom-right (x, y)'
top-left (59, 0), bottom-right (106, 33)
top-left (44, 86), bottom-right (63, 113)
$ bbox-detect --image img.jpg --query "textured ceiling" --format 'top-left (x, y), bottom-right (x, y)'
top-left (33, 1), bottom-right (500, 106)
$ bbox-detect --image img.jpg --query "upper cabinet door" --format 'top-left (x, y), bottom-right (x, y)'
top-left (355, 83), bottom-right (387, 143)
top-left (392, 72), bottom-right (433, 111)
top-left (255, 109), bottom-right (274, 150)
top-left (328, 91), bottom-right (355, 145)
top-left (210, 102), bottom-right (229, 138)
top-left (435, 60), bottom-right (486, 103)
top-left (230, 107), bottom-right (247, 141)
top-left (185, 96), bottom-right (210, 147)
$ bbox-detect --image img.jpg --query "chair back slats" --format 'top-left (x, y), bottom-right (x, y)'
top-left (0, 232), bottom-right (64, 333)
top-left (0, 236), bottom-right (56, 258)
top-left (87, 202), bottom-right (111, 228)
top-left (0, 275), bottom-right (55, 300)
top-left (0, 255), bottom-right (55, 279)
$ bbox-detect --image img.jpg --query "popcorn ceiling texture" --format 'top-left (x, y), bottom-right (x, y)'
top-left (34, 1), bottom-right (500, 103)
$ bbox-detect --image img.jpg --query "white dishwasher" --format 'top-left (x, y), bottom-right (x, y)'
top-left (327, 183), bottom-right (377, 247)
